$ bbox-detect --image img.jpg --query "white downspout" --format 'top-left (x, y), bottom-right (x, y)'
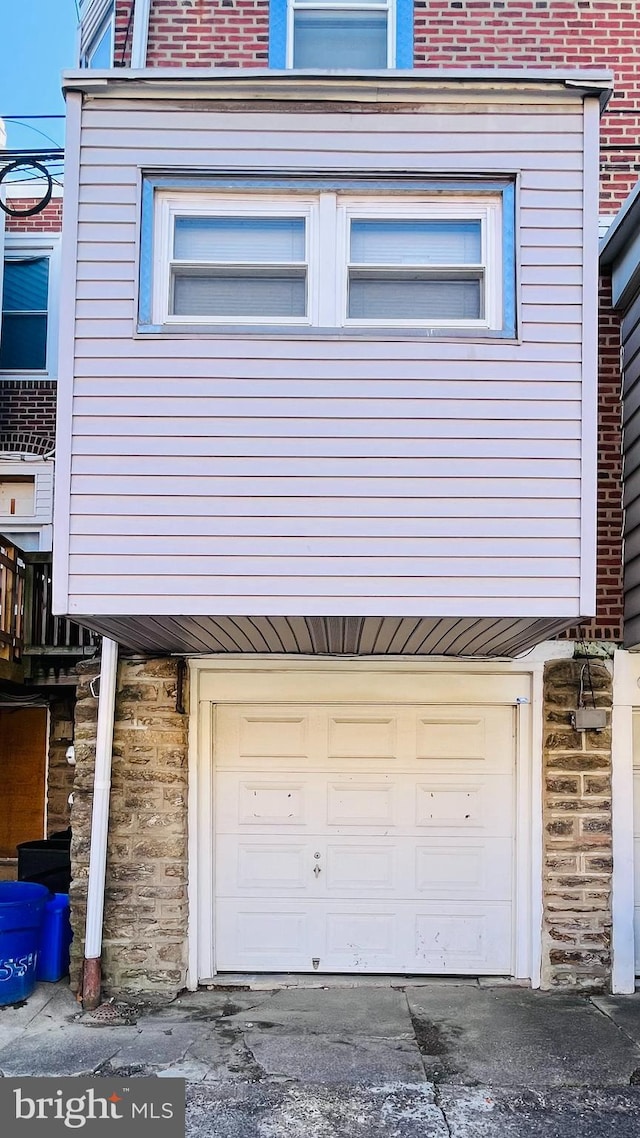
top-left (131, 0), bottom-right (152, 68)
top-left (81, 636), bottom-right (118, 1009)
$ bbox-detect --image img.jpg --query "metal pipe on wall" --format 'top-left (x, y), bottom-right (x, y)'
top-left (81, 635), bottom-right (118, 1010)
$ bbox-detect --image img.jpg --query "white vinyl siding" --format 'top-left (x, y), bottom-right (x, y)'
top-left (58, 89), bottom-right (597, 622)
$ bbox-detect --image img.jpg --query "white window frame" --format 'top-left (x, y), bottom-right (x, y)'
top-left (286, 0), bottom-right (396, 69)
top-left (337, 195), bottom-right (503, 330)
top-left (153, 193), bottom-right (321, 327)
top-left (151, 190), bottom-right (503, 331)
top-left (79, 0), bottom-right (115, 69)
top-left (0, 235), bottom-right (60, 377)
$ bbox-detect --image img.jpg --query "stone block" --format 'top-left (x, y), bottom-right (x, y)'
top-left (546, 776), bottom-right (580, 794)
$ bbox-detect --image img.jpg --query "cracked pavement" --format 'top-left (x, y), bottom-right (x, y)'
top-left (1, 981), bottom-right (640, 1135)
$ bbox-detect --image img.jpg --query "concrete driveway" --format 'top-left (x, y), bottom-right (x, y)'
top-left (1, 979), bottom-right (640, 1136)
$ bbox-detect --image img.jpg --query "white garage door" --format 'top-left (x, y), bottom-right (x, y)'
top-left (213, 701), bottom-right (516, 975)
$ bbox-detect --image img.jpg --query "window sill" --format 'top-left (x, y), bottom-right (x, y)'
top-left (137, 323), bottom-right (517, 342)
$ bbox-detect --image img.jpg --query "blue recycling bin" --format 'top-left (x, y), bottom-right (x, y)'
top-left (37, 893), bottom-right (73, 982)
top-left (0, 881), bottom-right (49, 1005)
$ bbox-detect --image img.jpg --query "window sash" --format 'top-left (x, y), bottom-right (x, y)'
top-left (0, 255), bottom-right (51, 372)
top-left (156, 199), bottom-right (316, 325)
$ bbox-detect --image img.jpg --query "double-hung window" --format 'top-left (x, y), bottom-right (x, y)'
top-left (148, 188), bottom-right (509, 333)
top-left (156, 197), bottom-right (317, 325)
top-left (270, 0), bottom-right (413, 68)
top-left (290, 0), bottom-right (391, 68)
top-left (0, 254), bottom-right (50, 372)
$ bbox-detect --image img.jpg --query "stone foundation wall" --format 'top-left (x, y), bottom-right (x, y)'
top-left (542, 657), bottom-right (613, 990)
top-left (47, 694), bottom-right (75, 836)
top-left (70, 656), bottom-right (189, 996)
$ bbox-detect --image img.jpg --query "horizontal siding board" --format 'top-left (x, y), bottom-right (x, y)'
top-left (68, 554), bottom-right (579, 578)
top-left (70, 595), bottom-right (580, 618)
top-left (70, 376), bottom-right (582, 396)
top-left (63, 94), bottom-right (588, 620)
top-left (70, 434), bottom-right (581, 459)
top-left (69, 474), bottom-right (581, 498)
top-left (71, 416), bottom-right (582, 440)
top-left (81, 108), bottom-right (583, 132)
top-left (67, 574), bottom-right (579, 599)
top-left (71, 396), bottom-right (582, 420)
top-left (69, 515), bottom-right (581, 539)
top-left (79, 147), bottom-right (585, 171)
top-left (70, 455), bottom-right (580, 478)
top-left (68, 535), bottom-right (579, 558)
top-left (71, 338), bottom-right (583, 365)
top-left (79, 125), bottom-right (583, 153)
top-left (68, 495), bottom-right (581, 519)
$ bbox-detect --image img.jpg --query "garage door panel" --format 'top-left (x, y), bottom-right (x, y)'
top-left (217, 833), bottom-right (512, 901)
top-left (216, 902), bottom-right (315, 969)
top-left (415, 838), bottom-right (512, 899)
top-left (214, 901), bottom-right (512, 974)
top-left (414, 775), bottom-right (513, 834)
top-left (218, 771), bottom-right (511, 836)
top-left (414, 905), bottom-right (512, 973)
top-left (216, 704), bottom-right (513, 772)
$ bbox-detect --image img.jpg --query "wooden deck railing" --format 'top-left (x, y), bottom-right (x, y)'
top-left (0, 537), bottom-right (99, 683)
top-left (0, 536), bottom-right (26, 670)
top-left (25, 554), bottom-right (99, 655)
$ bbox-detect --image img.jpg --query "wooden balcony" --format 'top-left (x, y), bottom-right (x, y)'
top-left (0, 536), bottom-right (99, 686)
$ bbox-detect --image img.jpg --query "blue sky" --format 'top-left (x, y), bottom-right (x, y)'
top-left (0, 0), bottom-right (79, 154)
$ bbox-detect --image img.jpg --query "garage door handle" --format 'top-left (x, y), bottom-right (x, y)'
top-left (313, 865), bottom-right (321, 877)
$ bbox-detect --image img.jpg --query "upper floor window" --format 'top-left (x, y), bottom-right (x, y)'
top-left (148, 189), bottom-right (507, 332)
top-left (269, 0), bottom-right (413, 68)
top-left (80, 0), bottom-right (114, 68)
top-left (0, 240), bottom-right (59, 375)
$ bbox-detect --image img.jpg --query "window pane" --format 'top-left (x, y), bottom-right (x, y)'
top-left (0, 314), bottom-right (48, 370)
top-left (293, 12), bottom-right (388, 68)
top-left (350, 220), bottom-right (482, 265)
top-left (2, 258), bottom-right (49, 312)
top-left (348, 276), bottom-right (482, 320)
top-left (172, 270), bottom-right (307, 318)
top-left (174, 217), bottom-right (306, 263)
top-left (87, 20), bottom-right (113, 68)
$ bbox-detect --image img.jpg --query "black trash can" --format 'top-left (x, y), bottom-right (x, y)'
top-left (17, 837), bottom-right (71, 895)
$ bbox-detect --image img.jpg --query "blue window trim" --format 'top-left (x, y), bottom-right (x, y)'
top-left (269, 0), bottom-right (414, 69)
top-left (139, 174), bottom-right (516, 338)
top-left (269, 0), bottom-right (287, 69)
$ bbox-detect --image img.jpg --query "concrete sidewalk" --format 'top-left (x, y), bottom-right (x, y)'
top-left (1, 980), bottom-right (640, 1136)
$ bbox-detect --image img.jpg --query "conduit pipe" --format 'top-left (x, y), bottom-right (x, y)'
top-left (81, 636), bottom-right (118, 1010)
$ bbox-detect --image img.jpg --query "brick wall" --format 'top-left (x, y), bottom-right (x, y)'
top-left (559, 274), bottom-right (624, 642)
top-left (0, 380), bottom-right (57, 455)
top-left (70, 657), bottom-right (189, 996)
top-left (5, 198), bottom-right (63, 233)
top-left (542, 657), bottom-right (613, 989)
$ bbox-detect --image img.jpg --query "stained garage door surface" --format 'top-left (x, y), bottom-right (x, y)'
top-left (214, 701), bottom-right (516, 975)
